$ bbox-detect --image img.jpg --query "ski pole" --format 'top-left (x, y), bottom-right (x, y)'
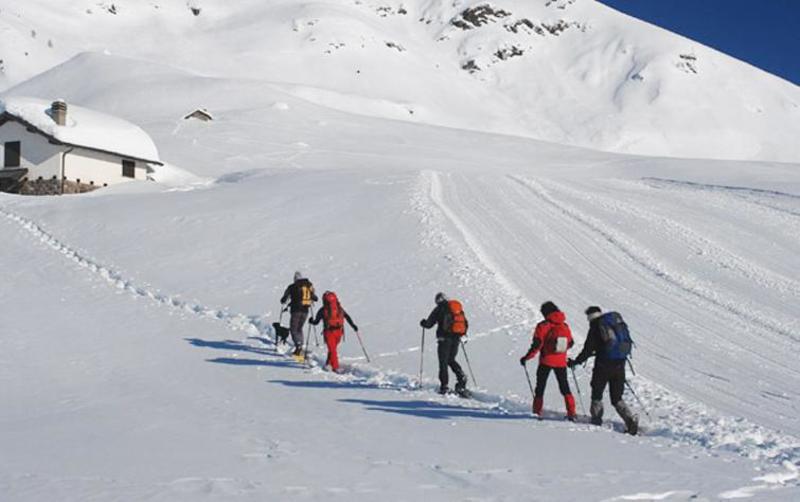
top-left (627, 358), bottom-right (637, 377)
top-left (354, 330), bottom-right (371, 363)
top-left (418, 327), bottom-right (426, 388)
top-left (570, 366), bottom-right (587, 417)
top-left (307, 306), bottom-right (320, 348)
top-left (303, 307), bottom-right (317, 367)
top-left (624, 380), bottom-right (652, 420)
top-left (522, 364), bottom-right (535, 399)
top-left (459, 338), bottom-right (477, 387)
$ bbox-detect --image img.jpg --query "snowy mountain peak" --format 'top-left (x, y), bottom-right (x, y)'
top-left (0, 0), bottom-right (798, 161)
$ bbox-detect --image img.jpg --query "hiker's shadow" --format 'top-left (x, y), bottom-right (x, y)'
top-left (269, 379), bottom-right (384, 391)
top-left (186, 337), bottom-right (301, 369)
top-left (207, 357), bottom-right (298, 368)
top-left (338, 398), bottom-right (531, 421)
top-left (185, 337), bottom-right (278, 357)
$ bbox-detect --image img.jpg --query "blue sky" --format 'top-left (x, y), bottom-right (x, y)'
top-left (598, 0), bottom-right (800, 86)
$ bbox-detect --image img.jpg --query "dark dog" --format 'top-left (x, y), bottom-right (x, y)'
top-left (272, 322), bottom-right (290, 345)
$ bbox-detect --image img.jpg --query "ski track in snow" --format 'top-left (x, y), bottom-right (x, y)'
top-left (642, 177), bottom-right (800, 219)
top-left (509, 176), bottom-right (799, 344)
top-left (544, 179), bottom-right (800, 300)
top-left (411, 172), bottom-right (800, 466)
top-left (2, 202), bottom-right (800, 468)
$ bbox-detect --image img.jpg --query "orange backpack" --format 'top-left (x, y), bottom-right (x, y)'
top-left (322, 291), bottom-right (344, 330)
top-left (445, 300), bottom-right (468, 336)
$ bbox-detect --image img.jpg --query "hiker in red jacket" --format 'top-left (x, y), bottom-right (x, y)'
top-left (519, 301), bottom-right (577, 420)
top-left (309, 291), bottom-right (358, 373)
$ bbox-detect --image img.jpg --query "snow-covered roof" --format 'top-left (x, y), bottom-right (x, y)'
top-left (0, 96), bottom-right (161, 164)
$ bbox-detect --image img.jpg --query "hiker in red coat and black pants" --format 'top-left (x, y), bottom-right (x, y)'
top-left (309, 291), bottom-right (358, 373)
top-left (520, 301), bottom-right (577, 420)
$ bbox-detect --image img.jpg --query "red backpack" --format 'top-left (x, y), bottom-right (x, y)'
top-left (322, 291), bottom-right (344, 330)
top-left (444, 300), bottom-right (468, 336)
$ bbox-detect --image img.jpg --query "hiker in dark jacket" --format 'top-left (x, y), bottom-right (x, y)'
top-left (420, 292), bottom-right (468, 395)
top-left (280, 271), bottom-right (318, 356)
top-left (568, 306), bottom-right (638, 435)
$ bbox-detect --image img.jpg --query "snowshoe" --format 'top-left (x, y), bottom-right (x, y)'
top-left (566, 415), bottom-right (577, 423)
top-left (624, 415), bottom-right (639, 436)
top-left (590, 416), bottom-right (603, 426)
top-left (438, 385), bottom-right (450, 395)
top-left (455, 387), bottom-right (471, 399)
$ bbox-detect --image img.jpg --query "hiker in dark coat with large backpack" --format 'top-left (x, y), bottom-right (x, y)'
top-left (309, 291), bottom-right (358, 373)
top-left (420, 293), bottom-right (469, 396)
top-left (568, 306), bottom-right (638, 435)
top-left (280, 271), bottom-right (318, 357)
top-left (519, 301), bottom-right (577, 420)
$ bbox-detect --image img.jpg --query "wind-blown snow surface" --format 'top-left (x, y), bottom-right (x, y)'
top-left (1, 54), bottom-right (800, 500)
top-left (1, 0), bottom-right (800, 162)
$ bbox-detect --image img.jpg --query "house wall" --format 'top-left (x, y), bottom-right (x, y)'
top-left (0, 121), bottom-right (63, 180)
top-left (64, 148), bottom-right (150, 186)
top-left (0, 120), bottom-right (152, 188)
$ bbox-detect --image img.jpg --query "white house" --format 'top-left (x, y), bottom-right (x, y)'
top-left (0, 97), bottom-right (162, 194)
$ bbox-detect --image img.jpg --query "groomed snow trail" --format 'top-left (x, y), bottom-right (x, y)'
top-left (410, 171), bottom-right (800, 465)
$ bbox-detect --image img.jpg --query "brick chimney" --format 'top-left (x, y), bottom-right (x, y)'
top-left (51, 100), bottom-right (67, 126)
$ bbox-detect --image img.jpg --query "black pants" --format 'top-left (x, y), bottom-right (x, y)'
top-left (535, 365), bottom-right (571, 397)
top-left (437, 336), bottom-right (466, 388)
top-left (591, 361), bottom-right (626, 405)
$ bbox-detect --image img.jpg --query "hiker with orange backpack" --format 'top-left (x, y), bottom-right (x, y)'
top-left (420, 292), bottom-right (470, 397)
top-left (519, 301), bottom-right (577, 421)
top-left (309, 291), bottom-right (358, 373)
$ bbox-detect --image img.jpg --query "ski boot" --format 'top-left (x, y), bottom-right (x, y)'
top-left (590, 400), bottom-right (604, 426)
top-left (615, 401), bottom-right (639, 436)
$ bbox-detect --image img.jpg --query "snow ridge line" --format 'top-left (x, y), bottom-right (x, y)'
top-left (508, 176), bottom-right (799, 343)
top-left (3, 205), bottom-right (799, 466)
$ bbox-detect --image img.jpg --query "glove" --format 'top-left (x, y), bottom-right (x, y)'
top-left (352, 325), bottom-right (359, 332)
top-left (519, 356), bottom-right (527, 366)
top-left (567, 358), bottom-right (576, 368)
top-left (461, 336), bottom-right (468, 345)
top-left (419, 319), bottom-right (427, 328)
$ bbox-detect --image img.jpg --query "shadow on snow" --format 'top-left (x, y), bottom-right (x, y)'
top-left (338, 398), bottom-right (531, 421)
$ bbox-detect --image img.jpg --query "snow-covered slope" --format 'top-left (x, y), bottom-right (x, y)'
top-left (0, 0), bottom-right (799, 162)
top-left (2, 52), bottom-right (800, 500)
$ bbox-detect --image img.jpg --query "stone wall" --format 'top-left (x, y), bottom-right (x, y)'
top-left (18, 177), bottom-right (100, 195)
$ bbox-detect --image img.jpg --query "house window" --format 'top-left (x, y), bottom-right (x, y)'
top-left (4, 141), bottom-right (21, 168)
top-left (122, 159), bottom-right (135, 178)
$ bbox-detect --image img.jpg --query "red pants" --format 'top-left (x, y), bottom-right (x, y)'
top-left (324, 329), bottom-right (343, 371)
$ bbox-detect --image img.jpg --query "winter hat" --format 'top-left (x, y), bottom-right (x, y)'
top-left (294, 271), bottom-right (304, 282)
top-left (540, 301), bottom-right (559, 318)
top-left (435, 292), bottom-right (448, 304)
top-left (585, 306), bottom-right (603, 321)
